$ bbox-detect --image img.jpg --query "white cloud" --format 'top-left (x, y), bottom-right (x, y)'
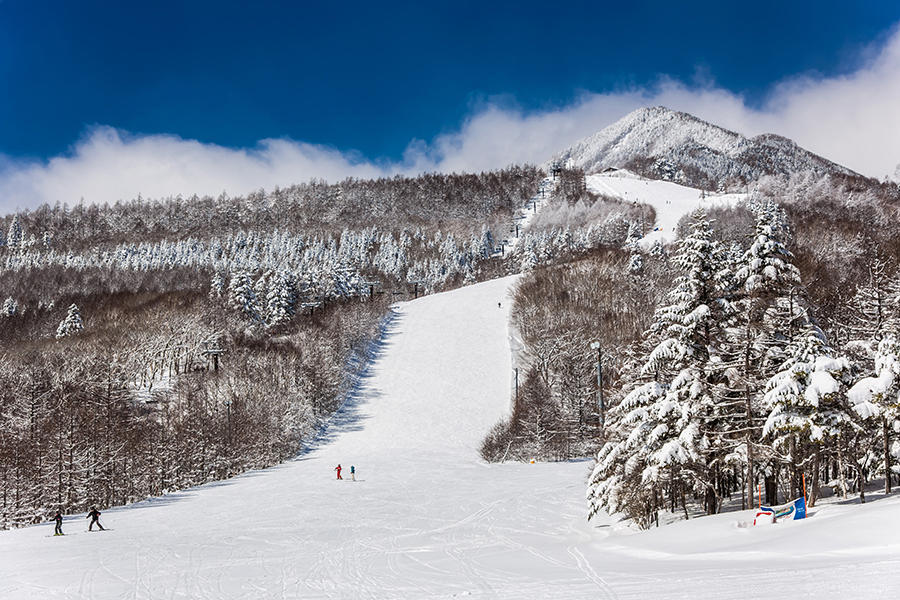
top-left (2, 24), bottom-right (899, 214)
top-left (0, 128), bottom-right (385, 213)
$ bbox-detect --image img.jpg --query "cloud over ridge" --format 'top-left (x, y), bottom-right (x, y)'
top-left (2, 24), bottom-right (899, 214)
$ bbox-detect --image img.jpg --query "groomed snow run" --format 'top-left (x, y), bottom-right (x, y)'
top-left (2, 275), bottom-right (900, 599)
top-left (586, 171), bottom-right (746, 247)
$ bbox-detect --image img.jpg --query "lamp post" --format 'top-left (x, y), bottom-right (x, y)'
top-left (224, 398), bottom-right (233, 476)
top-left (590, 341), bottom-right (604, 425)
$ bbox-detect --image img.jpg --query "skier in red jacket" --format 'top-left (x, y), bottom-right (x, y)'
top-left (335, 464), bottom-right (342, 480)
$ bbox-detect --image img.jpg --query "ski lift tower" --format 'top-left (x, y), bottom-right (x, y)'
top-left (512, 213), bottom-right (527, 238)
top-left (407, 279), bottom-right (426, 299)
top-left (360, 280), bottom-right (381, 302)
top-left (202, 340), bottom-right (225, 372)
top-left (550, 160), bottom-right (563, 179)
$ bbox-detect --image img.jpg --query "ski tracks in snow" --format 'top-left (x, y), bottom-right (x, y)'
top-left (5, 275), bottom-right (899, 598)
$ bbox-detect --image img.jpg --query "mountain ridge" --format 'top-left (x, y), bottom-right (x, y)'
top-left (551, 106), bottom-right (863, 190)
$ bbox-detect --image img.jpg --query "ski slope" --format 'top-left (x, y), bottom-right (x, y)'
top-left (2, 276), bottom-right (900, 599)
top-left (586, 171), bottom-right (746, 247)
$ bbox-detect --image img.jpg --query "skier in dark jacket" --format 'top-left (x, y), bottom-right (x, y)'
top-left (350, 465), bottom-right (356, 481)
top-left (86, 507), bottom-right (104, 531)
top-left (52, 510), bottom-right (63, 536)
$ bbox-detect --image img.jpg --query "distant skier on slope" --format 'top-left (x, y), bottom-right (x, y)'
top-left (350, 465), bottom-right (356, 481)
top-left (335, 464), bottom-right (342, 480)
top-left (86, 506), bottom-right (105, 531)
top-left (52, 510), bottom-right (63, 536)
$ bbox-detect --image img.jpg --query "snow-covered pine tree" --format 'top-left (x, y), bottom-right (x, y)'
top-left (6, 215), bottom-right (23, 249)
top-left (627, 253), bottom-right (643, 274)
top-left (227, 270), bottom-right (260, 322)
top-left (520, 243), bottom-right (539, 273)
top-left (2, 297), bottom-right (18, 317)
top-left (727, 198), bottom-right (805, 505)
top-left (762, 328), bottom-right (852, 504)
top-left (479, 225), bottom-right (495, 259)
top-left (847, 334), bottom-right (900, 494)
top-left (737, 199), bottom-right (803, 365)
top-left (621, 221), bottom-right (645, 274)
top-left (587, 379), bottom-right (665, 526)
top-left (265, 271), bottom-right (297, 328)
top-left (56, 304), bottom-right (85, 338)
top-left (623, 221), bottom-right (642, 252)
top-left (209, 271), bottom-right (225, 301)
top-left (588, 210), bottom-right (731, 523)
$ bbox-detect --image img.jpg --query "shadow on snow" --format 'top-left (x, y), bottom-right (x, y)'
top-left (89, 306), bottom-right (404, 518)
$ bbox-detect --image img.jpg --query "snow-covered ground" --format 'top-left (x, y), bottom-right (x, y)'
top-left (586, 171), bottom-right (746, 247)
top-left (2, 276), bottom-right (899, 599)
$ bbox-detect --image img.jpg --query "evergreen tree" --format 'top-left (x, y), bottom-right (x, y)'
top-left (479, 225), bottom-right (495, 259)
top-left (727, 198), bottom-right (806, 505)
top-left (209, 272), bottom-right (225, 301)
top-left (253, 272), bottom-right (271, 320)
top-left (762, 328), bottom-right (852, 504)
top-left (56, 304), bottom-right (85, 338)
top-left (848, 334), bottom-right (900, 494)
top-left (736, 200), bottom-right (803, 369)
top-left (227, 270), bottom-right (260, 322)
top-left (520, 243), bottom-right (539, 273)
top-left (266, 271), bottom-right (297, 328)
top-left (6, 215), bottom-right (23, 249)
top-left (2, 297), bottom-right (18, 317)
top-left (589, 210), bottom-right (732, 523)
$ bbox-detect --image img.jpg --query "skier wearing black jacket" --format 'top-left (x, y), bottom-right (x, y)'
top-left (52, 510), bottom-right (63, 536)
top-left (86, 507), bottom-right (104, 531)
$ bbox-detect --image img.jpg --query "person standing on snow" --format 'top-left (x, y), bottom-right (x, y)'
top-left (335, 464), bottom-right (342, 480)
top-left (52, 510), bottom-right (63, 536)
top-left (86, 506), bottom-right (105, 531)
top-left (350, 465), bottom-right (356, 481)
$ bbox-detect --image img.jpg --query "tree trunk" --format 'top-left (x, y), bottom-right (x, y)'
top-left (765, 473), bottom-right (777, 505)
top-left (837, 433), bottom-right (848, 499)
top-left (884, 417), bottom-right (892, 495)
top-left (859, 466), bottom-right (866, 504)
top-left (809, 446), bottom-right (821, 507)
top-left (653, 487), bottom-right (660, 528)
top-left (746, 389), bottom-right (755, 510)
top-left (669, 470), bottom-right (676, 512)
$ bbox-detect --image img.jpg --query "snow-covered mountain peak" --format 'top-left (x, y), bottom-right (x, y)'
top-left (552, 106), bottom-right (859, 190)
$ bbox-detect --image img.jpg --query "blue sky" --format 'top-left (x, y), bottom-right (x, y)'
top-left (2, 0), bottom-right (898, 160)
top-left (1, 0), bottom-right (900, 209)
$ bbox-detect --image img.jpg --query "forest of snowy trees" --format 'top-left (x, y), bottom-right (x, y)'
top-left (587, 198), bottom-right (900, 527)
top-left (484, 169), bottom-right (900, 528)
top-left (0, 168), bottom-right (552, 529)
top-left (3, 159), bottom-right (899, 531)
